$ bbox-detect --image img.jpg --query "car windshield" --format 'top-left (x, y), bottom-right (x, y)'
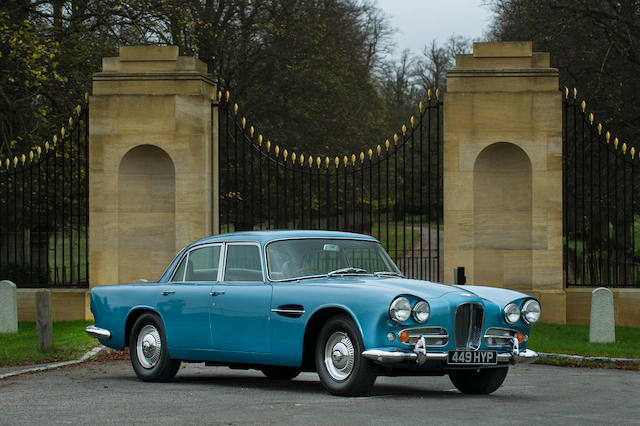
top-left (266, 238), bottom-right (401, 281)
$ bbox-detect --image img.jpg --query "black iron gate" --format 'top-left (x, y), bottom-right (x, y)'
top-left (0, 97), bottom-right (89, 288)
top-left (217, 89), bottom-right (443, 281)
top-left (563, 87), bottom-right (639, 287)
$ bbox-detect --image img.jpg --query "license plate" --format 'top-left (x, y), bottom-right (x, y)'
top-left (448, 350), bottom-right (497, 365)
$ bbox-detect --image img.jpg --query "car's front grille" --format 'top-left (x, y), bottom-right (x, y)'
top-left (454, 303), bottom-right (484, 350)
top-left (399, 327), bottom-right (449, 346)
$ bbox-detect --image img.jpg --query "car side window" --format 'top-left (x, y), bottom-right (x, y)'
top-left (185, 245), bottom-right (221, 281)
top-left (224, 244), bottom-right (263, 282)
top-left (170, 256), bottom-right (187, 282)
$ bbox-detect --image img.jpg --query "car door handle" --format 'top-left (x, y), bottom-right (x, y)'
top-left (210, 291), bottom-right (225, 296)
top-left (161, 290), bottom-right (175, 296)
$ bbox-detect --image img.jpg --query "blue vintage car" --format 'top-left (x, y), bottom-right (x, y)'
top-left (86, 230), bottom-right (540, 396)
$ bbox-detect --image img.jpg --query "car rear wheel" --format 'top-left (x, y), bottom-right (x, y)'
top-left (315, 315), bottom-right (377, 396)
top-left (260, 366), bottom-right (301, 380)
top-left (129, 313), bottom-right (181, 382)
top-left (448, 367), bottom-right (508, 394)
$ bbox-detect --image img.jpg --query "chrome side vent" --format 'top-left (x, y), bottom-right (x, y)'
top-left (399, 327), bottom-right (449, 346)
top-left (454, 303), bottom-right (484, 350)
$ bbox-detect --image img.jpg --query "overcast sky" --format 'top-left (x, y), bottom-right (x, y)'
top-left (375, 0), bottom-right (494, 59)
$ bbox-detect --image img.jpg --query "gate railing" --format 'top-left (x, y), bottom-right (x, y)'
top-left (0, 95), bottom-right (89, 288)
top-left (216, 89), bottom-right (443, 281)
top-left (563, 87), bottom-right (639, 287)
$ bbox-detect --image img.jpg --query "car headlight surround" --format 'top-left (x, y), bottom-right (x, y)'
top-left (522, 299), bottom-right (541, 324)
top-left (389, 297), bottom-right (411, 323)
top-left (412, 300), bottom-right (430, 323)
top-left (503, 303), bottom-right (521, 324)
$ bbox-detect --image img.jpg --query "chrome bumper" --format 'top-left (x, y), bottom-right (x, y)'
top-left (85, 325), bottom-right (111, 340)
top-left (362, 336), bottom-right (538, 366)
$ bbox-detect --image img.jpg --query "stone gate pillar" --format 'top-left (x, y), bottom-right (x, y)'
top-left (89, 46), bottom-right (219, 286)
top-left (444, 42), bottom-right (565, 323)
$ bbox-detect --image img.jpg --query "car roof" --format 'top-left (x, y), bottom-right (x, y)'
top-left (189, 230), bottom-right (378, 247)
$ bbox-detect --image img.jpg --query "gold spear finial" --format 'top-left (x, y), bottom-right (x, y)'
top-left (368, 148), bottom-right (373, 159)
top-left (335, 157), bottom-right (339, 168)
top-left (351, 154), bottom-right (356, 165)
top-left (623, 143), bottom-right (627, 154)
top-left (275, 145), bottom-right (280, 157)
top-left (308, 156), bottom-right (313, 168)
top-left (435, 88), bottom-right (440, 99)
top-left (53, 135), bottom-right (58, 145)
top-left (589, 113), bottom-right (594, 125)
top-left (564, 87), bottom-right (569, 99)
top-left (359, 152), bottom-right (365, 163)
top-left (316, 157), bottom-right (321, 168)
top-left (20, 154), bottom-right (26, 165)
top-left (241, 117), bottom-right (246, 128)
top-left (410, 116), bottom-right (415, 128)
top-left (233, 104), bottom-right (239, 115)
top-left (606, 131), bottom-right (611, 142)
top-left (385, 139), bottom-right (390, 150)
top-left (300, 154), bottom-right (305, 166)
top-left (76, 105), bottom-right (81, 115)
top-left (258, 134), bottom-right (263, 146)
top-left (614, 137), bottom-right (619, 149)
top-left (250, 126), bottom-right (254, 137)
top-left (427, 89), bottom-right (432, 100)
top-left (343, 155), bottom-right (348, 166)
top-left (61, 127), bottom-right (65, 138)
top-left (376, 145), bottom-right (381, 156)
top-left (632, 147), bottom-right (636, 159)
top-left (402, 124), bottom-right (407, 135)
top-left (36, 146), bottom-right (41, 156)
top-left (69, 117), bottom-right (73, 127)
top-left (292, 152), bottom-right (296, 164)
top-left (325, 157), bottom-right (330, 168)
top-left (225, 91), bottom-right (230, 102)
top-left (597, 123), bottom-right (603, 135)
top-left (573, 88), bottom-right (577, 99)
top-left (419, 101), bottom-right (424, 113)
top-left (393, 134), bottom-right (398, 144)
top-left (13, 157), bottom-right (18, 167)
top-left (29, 151), bottom-right (34, 162)
top-left (581, 100), bottom-right (586, 112)
top-left (4, 158), bottom-right (9, 169)
top-left (217, 91), bottom-right (222, 102)
top-left (45, 142), bottom-right (50, 151)
top-left (266, 140), bottom-right (271, 152)
top-left (283, 149), bottom-right (288, 161)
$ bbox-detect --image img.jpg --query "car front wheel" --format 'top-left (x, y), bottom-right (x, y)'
top-left (129, 312), bottom-right (181, 382)
top-left (448, 367), bottom-right (508, 394)
top-left (315, 315), bottom-right (377, 396)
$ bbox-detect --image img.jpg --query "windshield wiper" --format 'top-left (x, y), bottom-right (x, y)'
top-left (327, 267), bottom-right (368, 277)
top-left (373, 271), bottom-right (406, 278)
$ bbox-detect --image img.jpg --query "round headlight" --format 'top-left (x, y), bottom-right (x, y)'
top-left (522, 299), bottom-right (541, 324)
top-left (389, 297), bottom-right (411, 323)
top-left (504, 303), bottom-right (521, 324)
top-left (412, 300), bottom-right (430, 323)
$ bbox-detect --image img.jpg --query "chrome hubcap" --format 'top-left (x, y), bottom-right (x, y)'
top-left (324, 332), bottom-right (355, 381)
top-left (136, 324), bottom-right (161, 369)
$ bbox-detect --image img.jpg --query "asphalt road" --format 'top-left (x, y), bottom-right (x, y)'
top-left (0, 358), bottom-right (638, 425)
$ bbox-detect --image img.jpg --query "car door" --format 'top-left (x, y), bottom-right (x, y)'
top-left (157, 243), bottom-right (222, 350)
top-left (210, 242), bottom-right (271, 354)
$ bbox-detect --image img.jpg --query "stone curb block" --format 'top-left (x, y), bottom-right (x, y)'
top-left (538, 352), bottom-right (640, 367)
top-left (0, 345), bottom-right (106, 380)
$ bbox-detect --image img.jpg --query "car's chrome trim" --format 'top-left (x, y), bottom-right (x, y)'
top-left (398, 326), bottom-right (449, 346)
top-left (271, 308), bottom-right (305, 315)
top-left (362, 345), bottom-right (539, 366)
top-left (85, 325), bottom-right (111, 340)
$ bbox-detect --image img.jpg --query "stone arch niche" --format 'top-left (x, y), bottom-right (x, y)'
top-left (118, 145), bottom-right (176, 282)
top-left (473, 142), bottom-right (532, 289)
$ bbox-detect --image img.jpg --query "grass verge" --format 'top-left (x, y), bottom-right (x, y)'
top-left (530, 323), bottom-right (640, 368)
top-left (0, 321), bottom-right (95, 367)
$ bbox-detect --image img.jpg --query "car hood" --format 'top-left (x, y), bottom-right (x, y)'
top-left (296, 276), bottom-right (531, 305)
